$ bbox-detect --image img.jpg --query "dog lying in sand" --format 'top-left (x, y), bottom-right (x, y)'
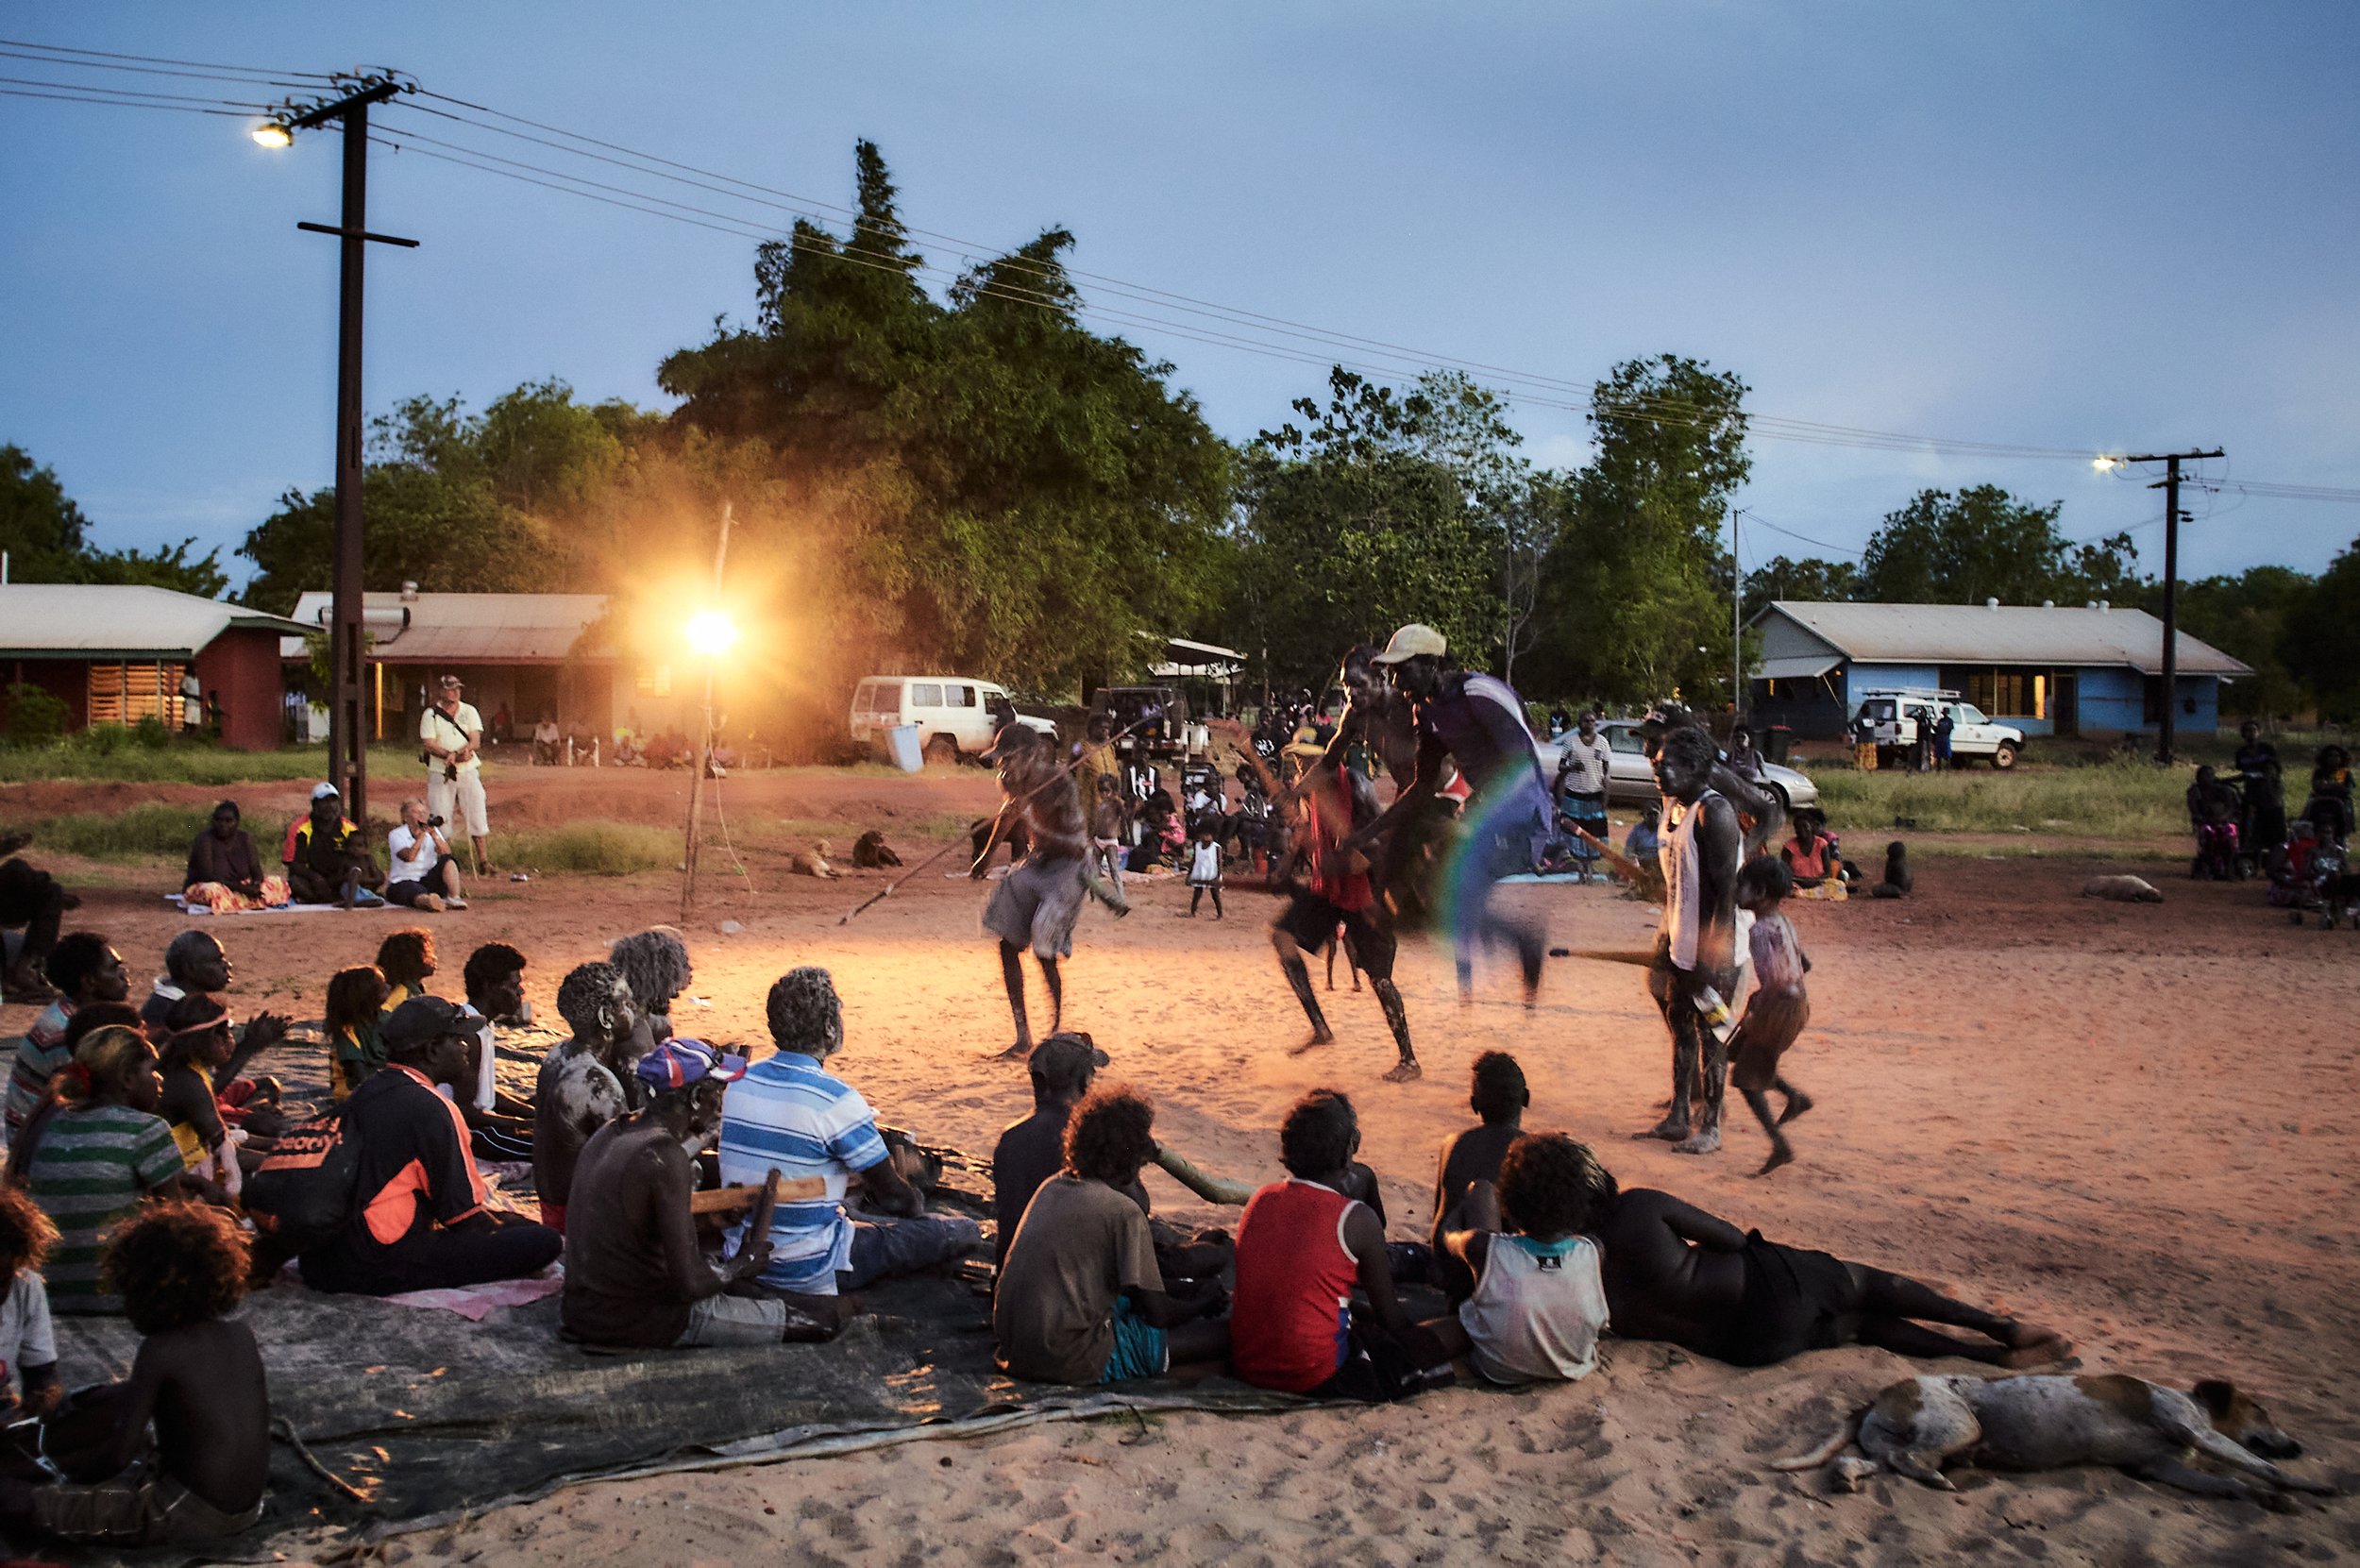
top-left (2082, 874), bottom-right (2163, 903)
top-left (852, 830), bottom-right (902, 868)
top-left (787, 841), bottom-right (838, 879)
top-left (1774, 1373), bottom-right (2335, 1503)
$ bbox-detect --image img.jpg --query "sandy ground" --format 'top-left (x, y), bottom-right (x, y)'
top-left (6, 764), bottom-right (2358, 1564)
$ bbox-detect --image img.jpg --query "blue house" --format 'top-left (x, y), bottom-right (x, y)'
top-left (1747, 600), bottom-right (2252, 740)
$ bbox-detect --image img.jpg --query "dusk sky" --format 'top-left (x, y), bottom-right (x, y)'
top-left (4, 3), bottom-right (2355, 591)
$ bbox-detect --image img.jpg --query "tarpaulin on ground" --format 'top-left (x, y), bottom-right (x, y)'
top-left (47, 1257), bottom-right (1308, 1565)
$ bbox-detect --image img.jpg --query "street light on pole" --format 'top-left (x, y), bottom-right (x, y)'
top-left (253, 72), bottom-right (416, 825)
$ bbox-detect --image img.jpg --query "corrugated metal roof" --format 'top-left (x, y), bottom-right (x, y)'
top-left (0, 583), bottom-right (310, 658)
top-left (280, 592), bottom-right (612, 664)
top-left (1757, 653), bottom-right (1842, 681)
top-left (1762, 601), bottom-right (2252, 678)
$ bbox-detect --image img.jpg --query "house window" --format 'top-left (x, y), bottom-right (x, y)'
top-left (636, 664), bottom-right (672, 697)
top-left (86, 663), bottom-right (180, 727)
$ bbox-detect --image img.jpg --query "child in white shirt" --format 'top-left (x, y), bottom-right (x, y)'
top-left (1185, 828), bottom-right (1223, 919)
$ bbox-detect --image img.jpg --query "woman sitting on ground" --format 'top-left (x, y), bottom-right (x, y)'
top-left (1780, 809), bottom-right (1846, 898)
top-left (375, 929), bottom-right (437, 1014)
top-left (325, 965), bottom-right (392, 1103)
top-left (182, 801), bottom-right (290, 915)
top-left (1593, 1167), bottom-right (2069, 1370)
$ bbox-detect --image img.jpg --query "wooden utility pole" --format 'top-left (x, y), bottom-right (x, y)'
top-left (284, 76), bottom-right (414, 821)
top-left (679, 501), bottom-right (733, 922)
top-left (2121, 448), bottom-right (2222, 763)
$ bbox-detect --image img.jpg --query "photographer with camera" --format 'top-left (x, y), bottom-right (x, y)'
top-left (386, 798), bottom-right (469, 913)
top-left (421, 675), bottom-right (495, 876)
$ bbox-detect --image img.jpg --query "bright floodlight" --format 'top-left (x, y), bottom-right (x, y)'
top-left (2092, 455), bottom-right (2122, 473)
top-left (252, 122), bottom-right (295, 149)
top-left (685, 609), bottom-right (739, 657)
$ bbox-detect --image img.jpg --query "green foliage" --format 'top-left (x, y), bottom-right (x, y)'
top-left (1744, 553), bottom-right (1861, 604)
top-left (2138, 565), bottom-right (2312, 720)
top-left (1, 445), bottom-right (228, 597)
top-left (239, 379), bottom-right (648, 613)
top-left (1224, 368), bottom-right (1512, 686)
top-left (0, 444), bottom-right (90, 578)
top-left (655, 143), bottom-right (1235, 693)
top-left (2, 683), bottom-right (69, 745)
top-left (1529, 355), bottom-right (1752, 706)
top-left (1858, 486), bottom-right (2141, 606)
top-left (2282, 539), bottom-right (2360, 720)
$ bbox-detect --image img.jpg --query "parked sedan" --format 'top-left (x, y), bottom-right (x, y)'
top-left (1540, 719), bottom-right (1820, 814)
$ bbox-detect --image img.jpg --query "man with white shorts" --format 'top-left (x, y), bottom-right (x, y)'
top-left (421, 675), bottom-right (493, 874)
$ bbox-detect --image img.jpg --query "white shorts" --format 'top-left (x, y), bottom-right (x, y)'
top-left (428, 768), bottom-right (490, 837)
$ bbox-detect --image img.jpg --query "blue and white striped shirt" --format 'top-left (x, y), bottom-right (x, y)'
top-left (717, 1051), bottom-right (890, 1294)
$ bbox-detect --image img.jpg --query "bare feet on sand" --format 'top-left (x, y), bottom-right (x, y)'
top-left (1381, 1058), bottom-right (1422, 1084)
top-left (1754, 1140), bottom-right (1795, 1177)
top-left (1288, 1028), bottom-right (1336, 1058)
top-left (1673, 1127), bottom-right (1722, 1155)
top-left (989, 1041), bottom-right (1033, 1062)
top-left (1634, 1118), bottom-right (1690, 1142)
top-left (1996, 1323), bottom-right (2073, 1368)
top-left (1777, 1091), bottom-right (1813, 1126)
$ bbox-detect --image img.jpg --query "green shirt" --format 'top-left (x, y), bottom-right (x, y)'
top-left (25, 1103), bottom-right (182, 1314)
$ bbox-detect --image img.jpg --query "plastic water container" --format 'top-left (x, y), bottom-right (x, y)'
top-left (885, 723), bottom-right (923, 773)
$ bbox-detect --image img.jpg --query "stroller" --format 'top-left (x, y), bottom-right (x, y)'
top-left (2277, 821), bottom-right (2360, 927)
top-left (2188, 770), bottom-right (2249, 881)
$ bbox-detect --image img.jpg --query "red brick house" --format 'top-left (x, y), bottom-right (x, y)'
top-left (0, 583), bottom-right (311, 750)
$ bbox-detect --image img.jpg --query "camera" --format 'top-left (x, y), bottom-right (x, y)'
top-left (443, 763), bottom-right (459, 784)
top-left (428, 815), bottom-right (446, 829)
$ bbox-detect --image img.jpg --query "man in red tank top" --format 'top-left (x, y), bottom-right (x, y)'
top-left (1231, 1090), bottom-right (1441, 1396)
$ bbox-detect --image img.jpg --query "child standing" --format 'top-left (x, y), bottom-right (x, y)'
top-left (1186, 826), bottom-right (1223, 919)
top-left (1730, 856), bottom-right (1814, 1175)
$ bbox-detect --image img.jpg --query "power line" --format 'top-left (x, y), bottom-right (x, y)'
top-left (0, 85), bottom-right (253, 117)
top-left (0, 36), bottom-right (333, 82)
top-left (0, 74), bottom-right (269, 109)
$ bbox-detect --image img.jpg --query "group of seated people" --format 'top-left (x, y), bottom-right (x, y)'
top-left (0, 914), bottom-right (2070, 1551)
top-left (985, 1049), bottom-right (2065, 1394)
top-left (180, 787), bottom-right (483, 916)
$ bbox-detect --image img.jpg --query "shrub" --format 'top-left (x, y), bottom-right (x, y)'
top-left (1, 683), bottom-right (69, 746)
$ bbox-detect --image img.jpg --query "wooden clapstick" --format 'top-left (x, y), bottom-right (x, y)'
top-left (690, 1174), bottom-right (826, 1213)
top-left (1553, 947), bottom-right (1660, 969)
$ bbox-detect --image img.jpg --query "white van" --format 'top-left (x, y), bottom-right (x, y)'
top-left (1852, 688), bottom-right (2024, 768)
top-left (849, 676), bottom-right (1055, 763)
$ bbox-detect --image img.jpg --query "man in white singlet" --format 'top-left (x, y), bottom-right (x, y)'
top-left (1639, 724), bottom-right (1742, 1155)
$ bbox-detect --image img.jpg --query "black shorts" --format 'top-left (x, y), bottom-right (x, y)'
top-left (1274, 893), bottom-right (1396, 981)
top-left (1715, 1232), bottom-right (1857, 1367)
top-left (385, 876), bottom-right (441, 907)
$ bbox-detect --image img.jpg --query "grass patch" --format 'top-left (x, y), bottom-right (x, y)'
top-left (27, 803), bottom-right (213, 862)
top-left (1812, 759), bottom-right (2184, 840)
top-left (0, 741), bottom-right (426, 785)
top-left (500, 822), bottom-right (678, 876)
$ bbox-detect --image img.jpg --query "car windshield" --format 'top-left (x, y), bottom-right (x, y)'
top-left (1603, 726), bottom-right (1647, 754)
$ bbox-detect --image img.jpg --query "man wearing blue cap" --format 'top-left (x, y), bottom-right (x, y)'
top-left (563, 1038), bottom-right (851, 1348)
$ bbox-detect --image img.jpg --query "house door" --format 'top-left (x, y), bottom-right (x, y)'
top-left (2051, 674), bottom-right (2078, 736)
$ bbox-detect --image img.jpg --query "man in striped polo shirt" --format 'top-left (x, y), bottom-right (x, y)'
top-left (718, 969), bottom-right (979, 1296)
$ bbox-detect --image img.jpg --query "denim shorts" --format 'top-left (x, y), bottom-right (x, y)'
top-left (1100, 1294), bottom-right (1170, 1382)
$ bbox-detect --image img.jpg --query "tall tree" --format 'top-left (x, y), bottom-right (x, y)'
top-left (2, 443), bottom-right (227, 596)
top-left (1529, 355), bottom-right (1752, 706)
top-left (1223, 368), bottom-right (1504, 688)
top-left (2149, 565), bottom-right (2311, 720)
top-left (658, 142), bottom-right (1234, 692)
top-left (1858, 485), bottom-right (2140, 606)
top-left (1744, 553), bottom-right (1861, 604)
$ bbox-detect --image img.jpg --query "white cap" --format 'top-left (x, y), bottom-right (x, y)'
top-left (311, 782), bottom-right (341, 801)
top-left (1371, 623), bottom-right (1447, 665)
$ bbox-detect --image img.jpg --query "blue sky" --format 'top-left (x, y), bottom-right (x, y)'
top-left (4, 2), bottom-right (2355, 591)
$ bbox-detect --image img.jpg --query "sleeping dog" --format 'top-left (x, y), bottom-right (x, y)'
top-left (1774, 1373), bottom-right (2335, 1503)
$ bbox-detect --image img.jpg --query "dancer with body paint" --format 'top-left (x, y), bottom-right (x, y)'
top-left (1346, 624), bottom-right (1552, 1003)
